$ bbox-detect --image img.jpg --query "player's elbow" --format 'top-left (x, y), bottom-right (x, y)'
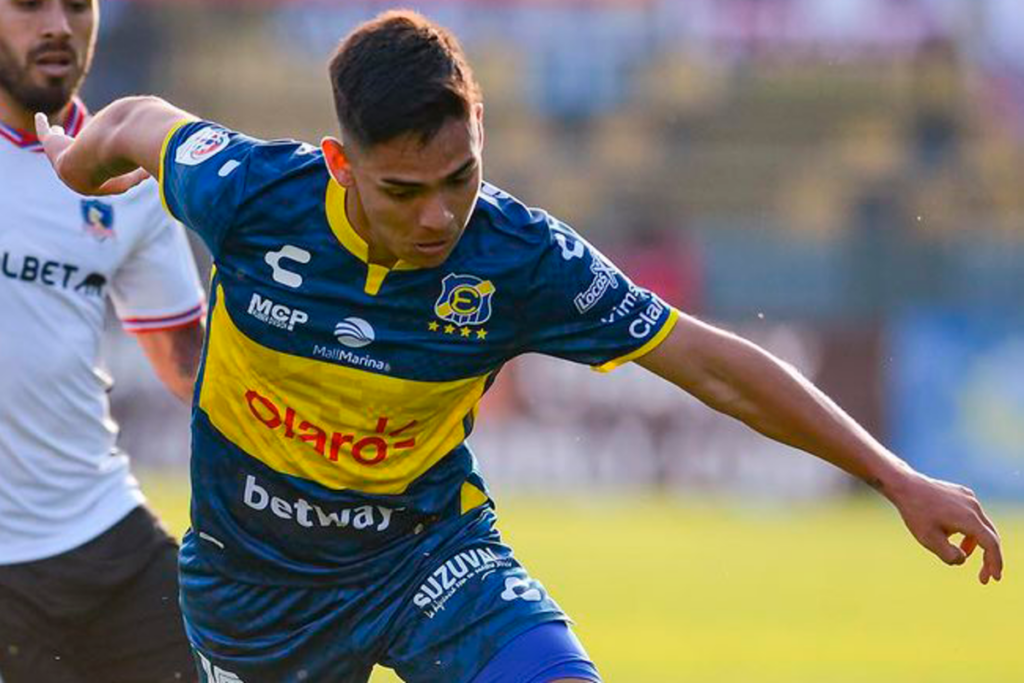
top-left (156, 359), bottom-right (199, 404)
top-left (137, 322), bottom-right (204, 404)
top-left (97, 97), bottom-right (155, 137)
top-left (166, 376), bottom-right (197, 404)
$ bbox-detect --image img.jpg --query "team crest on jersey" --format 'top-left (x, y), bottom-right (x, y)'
top-left (434, 273), bottom-right (495, 327)
top-left (81, 200), bottom-right (114, 241)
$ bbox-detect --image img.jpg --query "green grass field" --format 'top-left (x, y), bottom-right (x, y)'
top-left (140, 474), bottom-right (1024, 683)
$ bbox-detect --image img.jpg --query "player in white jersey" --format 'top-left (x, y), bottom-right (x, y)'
top-left (0, 2), bottom-right (203, 682)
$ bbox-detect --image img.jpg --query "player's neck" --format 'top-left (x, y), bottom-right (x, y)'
top-left (0, 89), bottom-right (75, 135)
top-left (343, 184), bottom-right (399, 268)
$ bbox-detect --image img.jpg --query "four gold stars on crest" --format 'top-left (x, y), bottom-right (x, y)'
top-left (427, 320), bottom-right (487, 340)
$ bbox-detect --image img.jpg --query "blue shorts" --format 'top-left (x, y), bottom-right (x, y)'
top-left (471, 621), bottom-right (600, 683)
top-left (181, 508), bottom-right (593, 683)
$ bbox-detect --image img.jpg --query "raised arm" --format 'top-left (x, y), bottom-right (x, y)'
top-left (636, 310), bottom-right (1003, 584)
top-left (35, 96), bottom-right (194, 196)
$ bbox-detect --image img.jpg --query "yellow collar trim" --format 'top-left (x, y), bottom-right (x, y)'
top-left (324, 179), bottom-right (419, 294)
top-left (324, 179), bottom-right (419, 270)
top-left (325, 179), bottom-right (369, 263)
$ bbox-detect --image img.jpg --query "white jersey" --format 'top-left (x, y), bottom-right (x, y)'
top-left (0, 102), bottom-right (205, 564)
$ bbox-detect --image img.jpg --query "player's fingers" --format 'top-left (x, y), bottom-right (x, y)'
top-left (975, 527), bottom-right (1004, 584)
top-left (33, 112), bottom-right (72, 164)
top-left (96, 168), bottom-right (150, 195)
top-left (97, 169), bottom-right (148, 193)
top-left (33, 111), bottom-right (52, 140)
top-left (974, 504), bottom-right (1001, 542)
top-left (925, 532), bottom-right (967, 566)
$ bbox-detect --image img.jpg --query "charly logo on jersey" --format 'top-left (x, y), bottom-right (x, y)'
top-left (247, 292), bottom-right (308, 331)
top-left (429, 273), bottom-right (494, 341)
top-left (264, 245), bottom-right (311, 289)
top-left (500, 576), bottom-right (546, 603)
top-left (175, 126), bottom-right (230, 166)
top-left (334, 317), bottom-right (374, 348)
top-left (554, 231), bottom-right (585, 261)
top-left (80, 200), bottom-right (114, 241)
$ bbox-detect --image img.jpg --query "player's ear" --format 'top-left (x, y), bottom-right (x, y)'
top-left (473, 103), bottom-right (485, 148)
top-left (321, 137), bottom-right (354, 188)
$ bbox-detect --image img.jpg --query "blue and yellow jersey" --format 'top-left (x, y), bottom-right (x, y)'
top-left (161, 121), bottom-right (678, 585)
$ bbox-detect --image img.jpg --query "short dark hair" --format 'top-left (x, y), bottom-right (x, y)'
top-left (329, 10), bottom-right (482, 149)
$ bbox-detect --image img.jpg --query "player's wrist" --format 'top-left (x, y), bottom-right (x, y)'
top-left (867, 458), bottom-right (920, 506)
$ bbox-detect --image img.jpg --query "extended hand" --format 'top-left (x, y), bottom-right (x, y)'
top-left (889, 471), bottom-right (1003, 584)
top-left (35, 113), bottom-right (150, 196)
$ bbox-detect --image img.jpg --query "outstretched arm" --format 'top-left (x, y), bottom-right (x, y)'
top-left (636, 311), bottom-right (1003, 584)
top-left (35, 96), bottom-right (194, 196)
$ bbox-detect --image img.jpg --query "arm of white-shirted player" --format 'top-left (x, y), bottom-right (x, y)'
top-left (134, 320), bottom-right (205, 403)
top-left (35, 96), bottom-right (195, 197)
top-left (634, 308), bottom-right (1004, 585)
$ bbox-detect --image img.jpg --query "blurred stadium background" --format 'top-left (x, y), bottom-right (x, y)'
top-left (87, 0), bottom-right (1023, 680)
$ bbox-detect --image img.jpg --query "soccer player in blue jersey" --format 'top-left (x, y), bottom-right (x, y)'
top-left (36, 9), bottom-right (1003, 683)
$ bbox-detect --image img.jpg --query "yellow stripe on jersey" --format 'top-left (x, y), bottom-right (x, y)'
top-left (324, 179), bottom-right (370, 262)
top-left (157, 118), bottom-right (199, 221)
top-left (324, 180), bottom-right (418, 296)
top-left (199, 287), bottom-right (490, 494)
top-left (593, 307), bottom-right (680, 373)
top-left (365, 264), bottom-right (390, 296)
top-left (460, 481), bottom-right (489, 514)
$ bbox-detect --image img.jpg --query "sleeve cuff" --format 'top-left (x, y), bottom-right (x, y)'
top-left (121, 302), bottom-right (205, 334)
top-left (157, 118), bottom-right (198, 222)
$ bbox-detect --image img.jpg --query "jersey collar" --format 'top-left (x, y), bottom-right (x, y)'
top-left (325, 178), bottom-right (418, 296)
top-left (0, 98), bottom-right (86, 153)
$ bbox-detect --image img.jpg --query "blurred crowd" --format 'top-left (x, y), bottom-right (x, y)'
top-left (93, 0), bottom-right (1024, 498)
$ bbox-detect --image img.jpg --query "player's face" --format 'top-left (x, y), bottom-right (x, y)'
top-left (0, 0), bottom-right (97, 118)
top-left (343, 107), bottom-right (484, 269)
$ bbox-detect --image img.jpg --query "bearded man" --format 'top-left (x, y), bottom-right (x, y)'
top-left (0, 2), bottom-right (204, 682)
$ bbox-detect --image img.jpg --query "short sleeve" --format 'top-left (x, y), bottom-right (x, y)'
top-left (159, 119), bottom-right (257, 257)
top-left (519, 219), bottom-right (678, 371)
top-left (110, 184), bottom-right (205, 334)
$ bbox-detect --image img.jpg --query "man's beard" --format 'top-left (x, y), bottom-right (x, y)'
top-left (0, 40), bottom-right (87, 117)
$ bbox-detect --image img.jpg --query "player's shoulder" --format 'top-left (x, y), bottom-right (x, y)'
top-left (241, 135), bottom-right (325, 185)
top-left (171, 121), bottom-right (329, 217)
top-left (236, 140), bottom-right (329, 234)
top-left (473, 182), bottom-right (572, 253)
top-left (171, 120), bottom-right (325, 188)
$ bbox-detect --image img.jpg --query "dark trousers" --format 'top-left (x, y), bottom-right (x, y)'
top-left (0, 506), bottom-right (197, 683)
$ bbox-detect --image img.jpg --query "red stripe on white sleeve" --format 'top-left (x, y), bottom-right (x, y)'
top-left (121, 303), bottom-right (205, 334)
